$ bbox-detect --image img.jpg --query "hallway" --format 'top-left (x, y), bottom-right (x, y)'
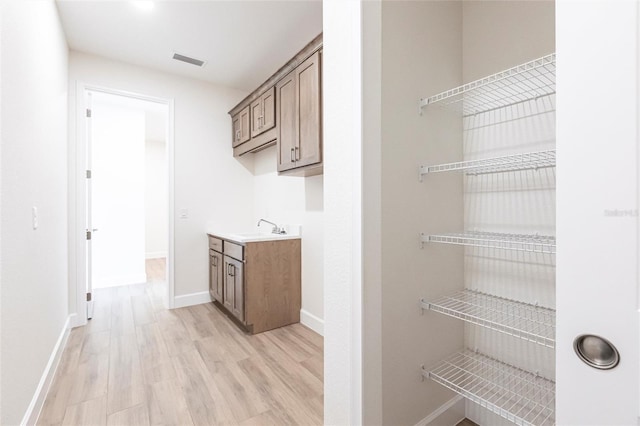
top-left (37, 260), bottom-right (323, 425)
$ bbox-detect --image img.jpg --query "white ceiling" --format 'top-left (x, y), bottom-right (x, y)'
top-left (56, 0), bottom-right (323, 91)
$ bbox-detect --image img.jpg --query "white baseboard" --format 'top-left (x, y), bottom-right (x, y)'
top-left (300, 309), bottom-right (324, 336)
top-left (414, 395), bottom-right (464, 426)
top-left (173, 290), bottom-right (212, 309)
top-left (93, 273), bottom-right (147, 288)
top-left (145, 251), bottom-right (167, 259)
top-left (22, 315), bottom-right (71, 426)
top-left (68, 313), bottom-right (82, 329)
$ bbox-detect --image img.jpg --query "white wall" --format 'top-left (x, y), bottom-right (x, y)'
top-left (91, 97), bottom-right (147, 288)
top-left (380, 2), bottom-right (464, 425)
top-left (323, 0), bottom-right (363, 424)
top-left (145, 137), bottom-right (167, 259)
top-left (68, 51), bottom-right (254, 315)
top-left (0, 1), bottom-right (69, 424)
top-left (252, 146), bottom-right (324, 332)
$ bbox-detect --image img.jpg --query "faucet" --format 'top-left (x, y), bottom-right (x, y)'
top-left (257, 219), bottom-right (286, 234)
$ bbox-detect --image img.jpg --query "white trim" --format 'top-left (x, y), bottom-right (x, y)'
top-left (166, 99), bottom-right (175, 309)
top-left (73, 82), bottom-right (175, 322)
top-left (414, 396), bottom-right (465, 426)
top-left (93, 273), bottom-right (147, 288)
top-left (300, 309), bottom-right (324, 336)
top-left (145, 251), bottom-right (167, 259)
top-left (173, 291), bottom-right (212, 309)
top-left (22, 316), bottom-right (71, 426)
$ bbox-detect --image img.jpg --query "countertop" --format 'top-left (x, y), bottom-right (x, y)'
top-left (207, 230), bottom-right (301, 244)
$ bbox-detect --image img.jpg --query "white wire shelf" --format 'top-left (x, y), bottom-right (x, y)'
top-left (424, 350), bottom-right (555, 426)
top-left (419, 54), bottom-right (556, 117)
top-left (419, 150), bottom-right (555, 179)
top-left (421, 231), bottom-right (556, 254)
top-left (421, 289), bottom-right (555, 348)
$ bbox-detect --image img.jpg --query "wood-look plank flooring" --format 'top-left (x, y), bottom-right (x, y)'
top-left (37, 259), bottom-right (324, 426)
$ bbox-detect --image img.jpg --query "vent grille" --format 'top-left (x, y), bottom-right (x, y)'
top-left (172, 53), bottom-right (205, 67)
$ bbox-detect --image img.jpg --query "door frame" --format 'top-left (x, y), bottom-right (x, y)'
top-left (72, 81), bottom-right (176, 327)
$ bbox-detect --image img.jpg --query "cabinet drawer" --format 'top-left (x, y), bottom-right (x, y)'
top-left (224, 241), bottom-right (244, 260)
top-left (208, 236), bottom-right (223, 252)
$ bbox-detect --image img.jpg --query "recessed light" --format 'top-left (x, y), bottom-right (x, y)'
top-left (132, 1), bottom-right (155, 11)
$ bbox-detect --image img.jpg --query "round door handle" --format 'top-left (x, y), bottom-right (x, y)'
top-left (573, 334), bottom-right (620, 370)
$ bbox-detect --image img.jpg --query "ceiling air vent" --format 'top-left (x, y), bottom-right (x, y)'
top-left (172, 53), bottom-right (205, 67)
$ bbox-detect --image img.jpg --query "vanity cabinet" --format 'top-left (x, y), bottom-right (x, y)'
top-left (276, 50), bottom-right (322, 174)
top-left (207, 233), bottom-right (301, 334)
top-left (231, 105), bottom-right (251, 147)
top-left (250, 86), bottom-right (275, 138)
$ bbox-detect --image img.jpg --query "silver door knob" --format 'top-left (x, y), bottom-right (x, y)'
top-left (573, 334), bottom-right (620, 370)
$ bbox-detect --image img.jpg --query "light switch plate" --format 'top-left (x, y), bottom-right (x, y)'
top-left (179, 208), bottom-right (189, 219)
top-left (32, 206), bottom-right (38, 229)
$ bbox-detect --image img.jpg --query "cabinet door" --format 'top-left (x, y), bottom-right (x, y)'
top-left (276, 72), bottom-right (298, 172)
top-left (209, 251), bottom-right (223, 302)
top-left (231, 105), bottom-right (251, 147)
top-left (240, 105), bottom-right (251, 146)
top-left (223, 257), bottom-right (234, 312)
top-left (228, 257), bottom-right (244, 322)
top-left (260, 86), bottom-right (276, 133)
top-left (231, 114), bottom-right (242, 147)
top-left (250, 97), bottom-right (263, 138)
top-left (295, 50), bottom-right (322, 168)
top-left (223, 256), bottom-right (244, 322)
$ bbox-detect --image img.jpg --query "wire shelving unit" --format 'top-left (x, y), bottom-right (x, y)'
top-left (419, 150), bottom-right (555, 180)
top-left (419, 54), bottom-right (556, 116)
top-left (423, 350), bottom-right (555, 426)
top-left (421, 289), bottom-right (555, 348)
top-left (421, 231), bottom-right (556, 254)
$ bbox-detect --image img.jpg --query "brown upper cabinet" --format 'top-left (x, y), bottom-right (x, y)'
top-left (277, 51), bottom-right (322, 174)
top-left (227, 33), bottom-right (322, 175)
top-left (250, 87), bottom-right (275, 138)
top-left (231, 105), bottom-right (250, 147)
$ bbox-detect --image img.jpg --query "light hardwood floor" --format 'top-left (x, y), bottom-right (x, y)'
top-left (37, 259), bottom-right (323, 426)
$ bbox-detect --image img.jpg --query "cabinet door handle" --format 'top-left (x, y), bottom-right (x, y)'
top-left (212, 256), bottom-right (217, 267)
top-left (229, 264), bottom-right (235, 277)
top-left (290, 148), bottom-right (295, 163)
top-left (295, 146), bottom-right (300, 160)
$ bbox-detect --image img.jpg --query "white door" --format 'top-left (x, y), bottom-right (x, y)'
top-left (557, 1), bottom-right (639, 423)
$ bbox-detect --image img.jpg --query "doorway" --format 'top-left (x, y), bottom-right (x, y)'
top-left (76, 84), bottom-right (174, 324)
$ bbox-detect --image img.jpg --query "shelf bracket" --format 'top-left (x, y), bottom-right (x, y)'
top-left (420, 364), bottom-right (425, 382)
top-left (419, 298), bottom-right (430, 315)
top-left (418, 98), bottom-right (427, 116)
top-left (418, 165), bottom-right (428, 182)
top-left (419, 233), bottom-right (426, 249)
